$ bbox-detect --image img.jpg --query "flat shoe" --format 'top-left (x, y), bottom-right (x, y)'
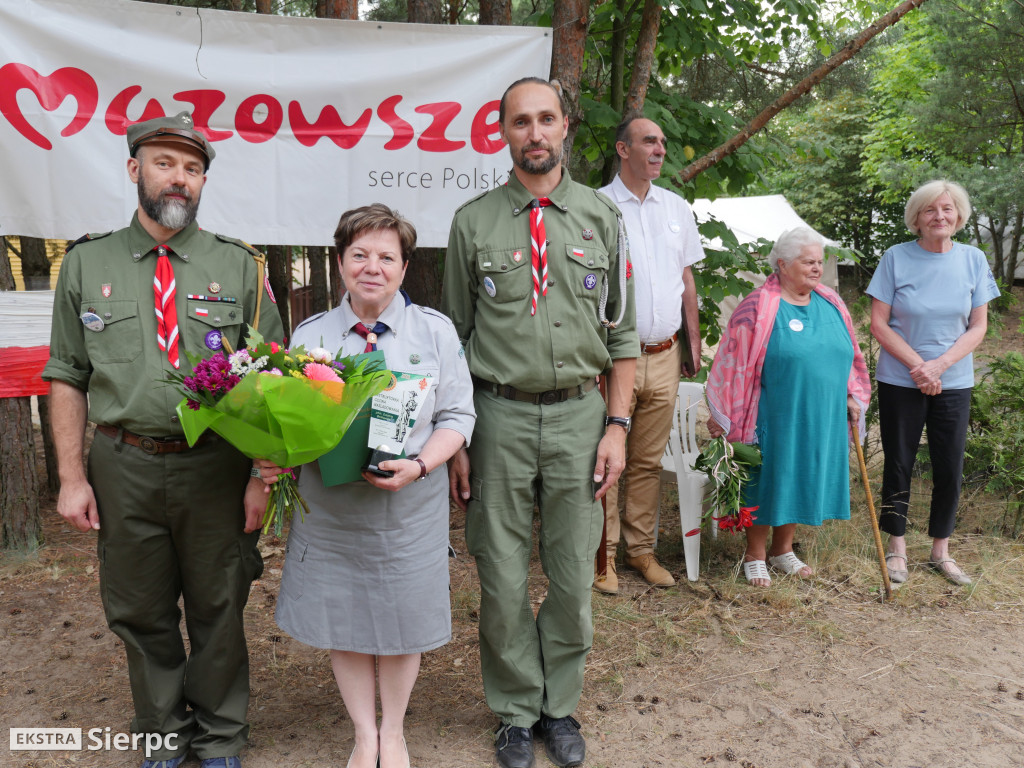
top-left (928, 557), bottom-right (972, 586)
top-left (885, 552), bottom-right (908, 583)
top-left (768, 551), bottom-right (812, 576)
top-left (743, 559), bottom-right (771, 585)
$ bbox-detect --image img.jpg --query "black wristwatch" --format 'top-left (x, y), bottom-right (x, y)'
top-left (605, 416), bottom-right (631, 433)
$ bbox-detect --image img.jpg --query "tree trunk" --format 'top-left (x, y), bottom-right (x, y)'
top-left (609, 0), bottom-right (627, 115)
top-left (551, 0), bottom-right (590, 156)
top-left (317, 0), bottom-right (357, 19)
top-left (479, 0), bottom-right (511, 25)
top-left (404, 248), bottom-right (444, 309)
top-left (599, 0), bottom-right (630, 186)
top-left (19, 236), bottom-right (51, 291)
top-left (989, 217), bottom-right (1006, 285)
top-left (328, 246), bottom-right (343, 306)
top-left (408, 0), bottom-right (442, 23)
top-left (265, 244), bottom-right (291, 334)
top-left (255, 0), bottom-right (272, 13)
top-left (678, 0), bottom-right (932, 183)
top-left (36, 395), bottom-right (59, 495)
top-left (308, 246), bottom-right (330, 315)
top-left (0, 237), bottom-right (15, 290)
top-left (622, 0), bottom-right (661, 118)
top-left (1, 397), bottom-right (41, 551)
top-left (1007, 209), bottom-right (1023, 292)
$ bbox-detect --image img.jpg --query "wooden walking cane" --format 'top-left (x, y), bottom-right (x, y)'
top-left (852, 423), bottom-right (892, 601)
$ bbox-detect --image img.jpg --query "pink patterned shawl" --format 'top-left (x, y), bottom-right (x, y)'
top-left (705, 274), bottom-right (871, 444)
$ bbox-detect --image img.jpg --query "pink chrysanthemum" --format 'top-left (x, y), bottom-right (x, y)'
top-left (303, 362), bottom-right (343, 383)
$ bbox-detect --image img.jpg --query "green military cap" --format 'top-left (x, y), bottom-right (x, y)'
top-left (127, 111), bottom-right (216, 169)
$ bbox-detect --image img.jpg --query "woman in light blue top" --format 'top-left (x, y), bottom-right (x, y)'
top-left (867, 180), bottom-right (1000, 587)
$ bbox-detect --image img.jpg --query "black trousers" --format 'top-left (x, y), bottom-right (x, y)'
top-left (877, 382), bottom-right (972, 539)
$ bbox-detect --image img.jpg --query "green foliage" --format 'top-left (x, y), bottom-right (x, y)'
top-left (763, 90), bottom-right (904, 277)
top-left (966, 351), bottom-right (1024, 535)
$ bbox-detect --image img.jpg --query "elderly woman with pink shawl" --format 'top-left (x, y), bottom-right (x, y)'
top-left (705, 228), bottom-right (871, 586)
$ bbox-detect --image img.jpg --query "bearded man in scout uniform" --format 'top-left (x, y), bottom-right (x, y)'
top-left (442, 78), bottom-right (638, 768)
top-left (44, 112), bottom-right (285, 768)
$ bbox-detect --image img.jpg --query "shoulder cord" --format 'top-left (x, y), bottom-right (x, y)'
top-left (219, 252), bottom-right (265, 356)
top-left (598, 214), bottom-right (628, 329)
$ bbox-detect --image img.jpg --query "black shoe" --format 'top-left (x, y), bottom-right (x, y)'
top-left (495, 722), bottom-right (535, 768)
top-left (535, 714), bottom-right (585, 767)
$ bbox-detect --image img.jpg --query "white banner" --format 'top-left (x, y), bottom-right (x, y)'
top-left (0, 0), bottom-right (551, 246)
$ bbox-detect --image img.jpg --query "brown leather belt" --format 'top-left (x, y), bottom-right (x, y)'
top-left (472, 375), bottom-right (598, 406)
top-left (95, 425), bottom-right (212, 455)
top-left (640, 332), bottom-right (678, 355)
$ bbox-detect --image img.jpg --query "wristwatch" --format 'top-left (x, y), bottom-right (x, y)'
top-left (413, 457), bottom-right (428, 481)
top-left (605, 416), bottom-right (631, 433)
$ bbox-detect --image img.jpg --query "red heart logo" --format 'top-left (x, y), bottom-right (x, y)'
top-left (0, 63), bottom-right (98, 150)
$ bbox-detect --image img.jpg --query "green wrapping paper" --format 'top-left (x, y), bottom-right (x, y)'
top-left (176, 361), bottom-right (391, 468)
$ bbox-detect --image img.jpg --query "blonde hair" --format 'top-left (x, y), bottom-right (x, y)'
top-left (904, 180), bottom-right (971, 235)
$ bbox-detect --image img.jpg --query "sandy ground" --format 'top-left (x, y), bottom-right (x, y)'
top-left (3, 503), bottom-right (1024, 768)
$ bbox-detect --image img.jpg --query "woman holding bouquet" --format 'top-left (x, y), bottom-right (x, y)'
top-left (258, 204), bottom-right (475, 768)
top-left (704, 227), bottom-right (871, 587)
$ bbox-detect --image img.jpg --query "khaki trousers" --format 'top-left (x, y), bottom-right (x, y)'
top-left (604, 341), bottom-right (680, 559)
top-left (465, 387), bottom-right (605, 727)
top-left (90, 431), bottom-right (262, 760)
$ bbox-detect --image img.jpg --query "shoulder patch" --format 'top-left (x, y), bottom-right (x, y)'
top-left (65, 231), bottom-right (113, 253)
top-left (293, 310), bottom-right (328, 334)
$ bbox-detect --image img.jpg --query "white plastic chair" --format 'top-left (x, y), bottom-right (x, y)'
top-left (660, 381), bottom-right (709, 581)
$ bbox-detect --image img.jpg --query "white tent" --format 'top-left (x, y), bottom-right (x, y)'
top-left (691, 194), bottom-right (841, 323)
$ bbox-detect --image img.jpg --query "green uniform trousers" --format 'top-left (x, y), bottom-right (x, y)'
top-left (465, 386), bottom-right (605, 727)
top-left (89, 431), bottom-right (263, 760)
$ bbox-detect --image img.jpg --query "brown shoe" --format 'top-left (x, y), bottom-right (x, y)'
top-left (594, 560), bottom-right (618, 594)
top-left (625, 553), bottom-right (675, 587)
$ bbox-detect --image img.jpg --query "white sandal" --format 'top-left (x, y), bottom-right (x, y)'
top-left (743, 559), bottom-right (771, 585)
top-left (768, 551), bottom-right (813, 576)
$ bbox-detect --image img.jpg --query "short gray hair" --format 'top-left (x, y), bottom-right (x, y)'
top-left (904, 180), bottom-right (971, 235)
top-left (769, 227), bottom-right (824, 273)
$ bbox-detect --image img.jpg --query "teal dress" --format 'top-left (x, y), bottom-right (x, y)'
top-left (742, 294), bottom-right (853, 526)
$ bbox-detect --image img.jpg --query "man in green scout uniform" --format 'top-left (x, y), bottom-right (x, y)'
top-left (442, 78), bottom-right (638, 768)
top-left (43, 112), bottom-right (285, 768)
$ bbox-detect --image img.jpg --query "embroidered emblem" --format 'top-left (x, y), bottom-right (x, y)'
top-left (584, 274), bottom-right (598, 290)
top-left (205, 329), bottom-right (223, 350)
top-left (101, 283), bottom-right (111, 298)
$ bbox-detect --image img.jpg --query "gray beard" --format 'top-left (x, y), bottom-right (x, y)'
top-left (138, 175), bottom-right (199, 231)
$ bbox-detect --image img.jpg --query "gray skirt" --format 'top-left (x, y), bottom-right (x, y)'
top-left (275, 462), bottom-right (451, 654)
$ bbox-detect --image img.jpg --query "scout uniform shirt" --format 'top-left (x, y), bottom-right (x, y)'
top-left (44, 213), bottom-right (285, 436)
top-left (442, 170), bottom-right (638, 392)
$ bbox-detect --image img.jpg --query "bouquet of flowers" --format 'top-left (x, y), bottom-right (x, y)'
top-left (691, 437), bottom-right (761, 535)
top-left (168, 327), bottom-right (391, 535)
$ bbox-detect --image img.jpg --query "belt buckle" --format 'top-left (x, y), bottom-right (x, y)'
top-left (138, 436), bottom-right (159, 455)
top-left (540, 390), bottom-right (558, 406)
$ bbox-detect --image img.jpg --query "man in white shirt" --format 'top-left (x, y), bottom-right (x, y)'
top-left (596, 116), bottom-right (705, 593)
